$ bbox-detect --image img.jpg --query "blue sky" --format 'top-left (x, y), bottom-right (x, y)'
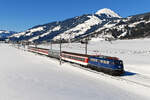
top-left (0, 0), bottom-right (150, 32)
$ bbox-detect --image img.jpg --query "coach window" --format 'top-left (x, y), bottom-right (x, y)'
top-left (72, 56), bottom-right (74, 59)
top-left (102, 61), bottom-right (104, 64)
top-left (102, 60), bottom-right (105, 64)
top-left (78, 57), bottom-right (81, 61)
top-left (98, 60), bottom-right (101, 63)
top-left (82, 58), bottom-right (85, 61)
top-left (96, 59), bottom-right (98, 62)
top-left (106, 61), bottom-right (108, 64)
top-left (99, 60), bottom-right (101, 63)
top-left (90, 58), bottom-right (94, 62)
top-left (90, 58), bottom-right (93, 61)
top-left (103, 60), bottom-right (105, 64)
top-left (100, 60), bottom-right (102, 63)
top-left (79, 58), bottom-right (81, 61)
top-left (107, 61), bottom-right (110, 64)
top-left (70, 56), bottom-right (73, 59)
top-left (76, 57), bottom-right (78, 60)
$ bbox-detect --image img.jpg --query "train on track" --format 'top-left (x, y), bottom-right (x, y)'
top-left (28, 46), bottom-right (124, 76)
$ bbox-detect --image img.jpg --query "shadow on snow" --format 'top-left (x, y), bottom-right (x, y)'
top-left (121, 71), bottom-right (136, 76)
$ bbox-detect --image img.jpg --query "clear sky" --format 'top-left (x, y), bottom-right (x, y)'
top-left (0, 0), bottom-right (150, 32)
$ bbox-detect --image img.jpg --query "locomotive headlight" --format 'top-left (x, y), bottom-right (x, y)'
top-left (118, 66), bottom-right (122, 68)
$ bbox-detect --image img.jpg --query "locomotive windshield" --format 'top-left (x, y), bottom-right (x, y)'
top-left (114, 60), bottom-right (123, 65)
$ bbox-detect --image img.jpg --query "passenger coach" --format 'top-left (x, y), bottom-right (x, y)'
top-left (61, 51), bottom-right (90, 66)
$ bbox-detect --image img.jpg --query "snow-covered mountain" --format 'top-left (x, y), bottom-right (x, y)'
top-left (92, 12), bottom-right (150, 40)
top-left (0, 30), bottom-right (16, 40)
top-left (95, 8), bottom-right (121, 18)
top-left (10, 8), bottom-right (121, 43)
top-left (9, 8), bottom-right (150, 43)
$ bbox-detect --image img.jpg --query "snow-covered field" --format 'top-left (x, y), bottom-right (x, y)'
top-left (0, 39), bottom-right (150, 100)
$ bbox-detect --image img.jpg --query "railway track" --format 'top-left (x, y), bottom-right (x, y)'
top-left (71, 63), bottom-right (150, 89)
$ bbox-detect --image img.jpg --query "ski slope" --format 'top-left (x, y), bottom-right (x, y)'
top-left (0, 40), bottom-right (150, 100)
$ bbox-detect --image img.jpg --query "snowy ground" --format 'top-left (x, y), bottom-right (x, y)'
top-left (0, 39), bottom-right (150, 100)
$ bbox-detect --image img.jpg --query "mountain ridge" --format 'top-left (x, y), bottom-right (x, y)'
top-left (0, 30), bottom-right (17, 41)
top-left (7, 8), bottom-right (150, 43)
